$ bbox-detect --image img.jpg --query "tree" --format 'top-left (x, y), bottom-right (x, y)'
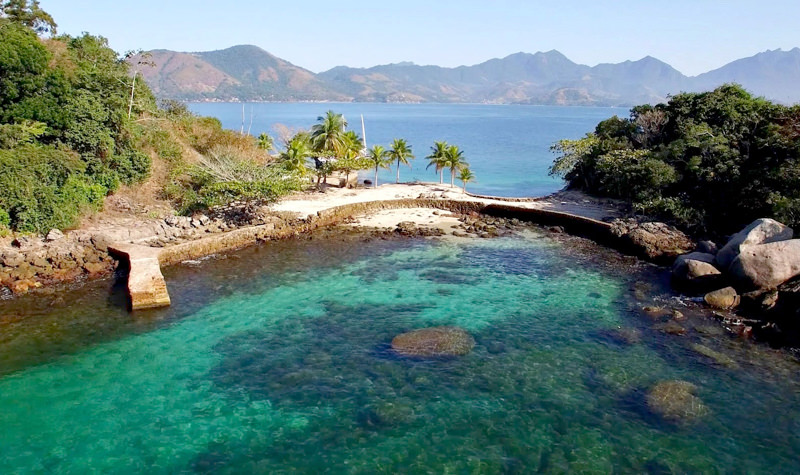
top-left (257, 132), bottom-right (274, 152)
top-left (367, 145), bottom-right (390, 188)
top-left (335, 130), bottom-right (369, 187)
top-left (310, 110), bottom-right (347, 158)
top-left (1, 0), bottom-right (56, 35)
top-left (388, 138), bottom-right (414, 183)
top-left (458, 167), bottom-right (475, 193)
top-left (443, 145), bottom-right (468, 187)
top-left (279, 133), bottom-right (312, 178)
top-left (426, 140), bottom-right (449, 184)
top-left (124, 50), bottom-right (155, 119)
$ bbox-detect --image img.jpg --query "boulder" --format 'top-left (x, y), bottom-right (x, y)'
top-left (391, 326), bottom-right (475, 357)
top-left (646, 380), bottom-right (708, 423)
top-left (728, 239), bottom-right (800, 290)
top-left (45, 229), bottom-right (65, 241)
top-left (716, 218), bottom-right (793, 270)
top-left (672, 252), bottom-right (723, 293)
top-left (610, 219), bottom-right (694, 264)
top-left (0, 249), bottom-right (24, 267)
top-left (704, 286), bottom-right (740, 309)
top-left (696, 240), bottom-right (718, 255)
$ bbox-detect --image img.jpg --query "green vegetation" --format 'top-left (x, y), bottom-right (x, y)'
top-left (550, 84), bottom-right (800, 235)
top-left (426, 141), bottom-right (449, 184)
top-left (367, 145), bottom-right (390, 188)
top-left (458, 167), bottom-right (475, 193)
top-left (0, 2), bottom-right (306, 231)
top-left (388, 138), bottom-right (414, 183)
top-left (443, 145), bottom-right (469, 188)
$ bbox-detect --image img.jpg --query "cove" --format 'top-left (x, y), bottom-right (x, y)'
top-left (1, 230), bottom-right (799, 473)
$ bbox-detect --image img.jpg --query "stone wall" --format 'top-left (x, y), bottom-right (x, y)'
top-left (1, 198), bottom-right (618, 297)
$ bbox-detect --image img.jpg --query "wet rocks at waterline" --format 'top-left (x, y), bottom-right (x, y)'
top-left (670, 218), bottom-right (800, 326)
top-left (610, 219), bottom-right (695, 264)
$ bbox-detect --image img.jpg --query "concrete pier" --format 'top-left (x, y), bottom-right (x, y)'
top-left (108, 243), bottom-right (171, 310)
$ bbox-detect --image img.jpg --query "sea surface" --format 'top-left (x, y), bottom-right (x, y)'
top-left (2, 229), bottom-right (800, 473)
top-left (188, 102), bottom-right (627, 197)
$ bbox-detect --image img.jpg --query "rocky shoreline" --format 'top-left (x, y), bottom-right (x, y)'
top-left (4, 184), bottom-right (800, 354)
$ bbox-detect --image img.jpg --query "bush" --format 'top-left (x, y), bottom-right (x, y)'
top-left (0, 145), bottom-right (107, 232)
top-left (110, 149), bottom-right (151, 184)
top-left (551, 85), bottom-right (800, 236)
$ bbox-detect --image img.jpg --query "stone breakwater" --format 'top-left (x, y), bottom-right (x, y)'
top-left (0, 195), bottom-right (622, 305)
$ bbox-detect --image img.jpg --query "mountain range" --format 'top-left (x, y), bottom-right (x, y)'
top-left (134, 45), bottom-right (800, 106)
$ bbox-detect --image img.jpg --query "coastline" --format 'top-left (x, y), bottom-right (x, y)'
top-left (0, 183), bottom-right (624, 300)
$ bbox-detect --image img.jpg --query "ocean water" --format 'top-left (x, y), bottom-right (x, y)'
top-left (2, 230), bottom-right (799, 473)
top-left (187, 103), bottom-right (627, 197)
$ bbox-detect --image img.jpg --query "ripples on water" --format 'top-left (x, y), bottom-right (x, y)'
top-left (1, 230), bottom-right (799, 473)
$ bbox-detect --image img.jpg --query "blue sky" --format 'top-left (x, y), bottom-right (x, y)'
top-left (41, 0), bottom-right (800, 76)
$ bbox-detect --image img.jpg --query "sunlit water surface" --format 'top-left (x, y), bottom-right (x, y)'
top-left (1, 231), bottom-right (799, 473)
top-left (188, 102), bottom-right (627, 197)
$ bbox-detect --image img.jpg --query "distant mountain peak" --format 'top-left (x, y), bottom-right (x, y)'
top-left (136, 45), bottom-right (800, 105)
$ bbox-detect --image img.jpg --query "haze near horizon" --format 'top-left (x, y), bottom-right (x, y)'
top-left (40, 0), bottom-right (800, 76)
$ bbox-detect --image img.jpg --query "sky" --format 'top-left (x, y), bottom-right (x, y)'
top-left (40, 0), bottom-right (800, 76)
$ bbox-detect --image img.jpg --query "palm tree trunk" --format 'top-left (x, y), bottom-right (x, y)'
top-left (462, 183), bottom-right (466, 193)
top-left (374, 167), bottom-right (379, 188)
top-left (439, 169), bottom-right (443, 184)
top-left (451, 169), bottom-right (455, 187)
top-left (396, 159), bottom-right (400, 183)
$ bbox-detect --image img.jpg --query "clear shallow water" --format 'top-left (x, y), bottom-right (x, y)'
top-left (1, 231), bottom-right (800, 473)
top-left (187, 103), bottom-right (627, 197)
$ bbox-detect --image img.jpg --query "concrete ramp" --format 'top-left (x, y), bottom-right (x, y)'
top-left (108, 243), bottom-right (171, 310)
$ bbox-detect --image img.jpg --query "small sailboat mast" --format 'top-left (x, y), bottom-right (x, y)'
top-left (361, 114), bottom-right (367, 150)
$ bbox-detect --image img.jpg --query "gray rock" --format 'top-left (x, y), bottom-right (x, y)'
top-left (610, 219), bottom-right (695, 263)
top-left (716, 218), bottom-right (793, 270)
top-left (45, 229), bottom-right (65, 241)
top-left (672, 252), bottom-right (723, 293)
top-left (164, 215), bottom-right (180, 226)
top-left (674, 252), bottom-right (716, 269)
top-left (0, 249), bottom-right (24, 267)
top-left (729, 239), bottom-right (800, 289)
top-left (696, 240), bottom-right (718, 255)
top-left (12, 236), bottom-right (43, 250)
top-left (704, 287), bottom-right (740, 309)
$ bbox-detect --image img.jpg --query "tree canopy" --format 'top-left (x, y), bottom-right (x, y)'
top-left (550, 84), bottom-right (800, 235)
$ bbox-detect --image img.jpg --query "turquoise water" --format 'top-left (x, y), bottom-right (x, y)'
top-left (187, 103), bottom-right (627, 197)
top-left (2, 231), bottom-right (800, 473)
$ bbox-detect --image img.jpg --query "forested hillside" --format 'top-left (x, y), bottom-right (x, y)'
top-left (550, 85), bottom-right (800, 236)
top-left (0, 2), bottom-right (302, 234)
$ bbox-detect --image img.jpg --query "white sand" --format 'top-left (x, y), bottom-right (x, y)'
top-left (271, 182), bottom-right (622, 223)
top-left (349, 207), bottom-right (463, 231)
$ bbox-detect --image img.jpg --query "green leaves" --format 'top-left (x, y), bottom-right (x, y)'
top-left (551, 84), bottom-right (800, 234)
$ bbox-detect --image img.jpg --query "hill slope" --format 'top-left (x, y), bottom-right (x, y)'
top-left (136, 45), bottom-right (349, 102)
top-left (136, 46), bottom-right (800, 105)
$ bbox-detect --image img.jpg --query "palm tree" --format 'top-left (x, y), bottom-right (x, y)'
top-left (426, 141), bottom-right (449, 184)
top-left (338, 130), bottom-right (367, 186)
top-left (279, 133), bottom-right (312, 177)
top-left (310, 110), bottom-right (347, 157)
top-left (444, 145), bottom-right (468, 187)
top-left (257, 133), bottom-right (274, 152)
top-left (458, 167), bottom-right (475, 193)
top-left (367, 145), bottom-right (390, 188)
top-left (388, 138), bottom-right (414, 183)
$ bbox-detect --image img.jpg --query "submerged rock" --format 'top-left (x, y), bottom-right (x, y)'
top-left (646, 380), bottom-right (708, 423)
top-left (391, 326), bottom-right (475, 357)
top-left (716, 218), bottom-right (793, 270)
top-left (690, 343), bottom-right (739, 368)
